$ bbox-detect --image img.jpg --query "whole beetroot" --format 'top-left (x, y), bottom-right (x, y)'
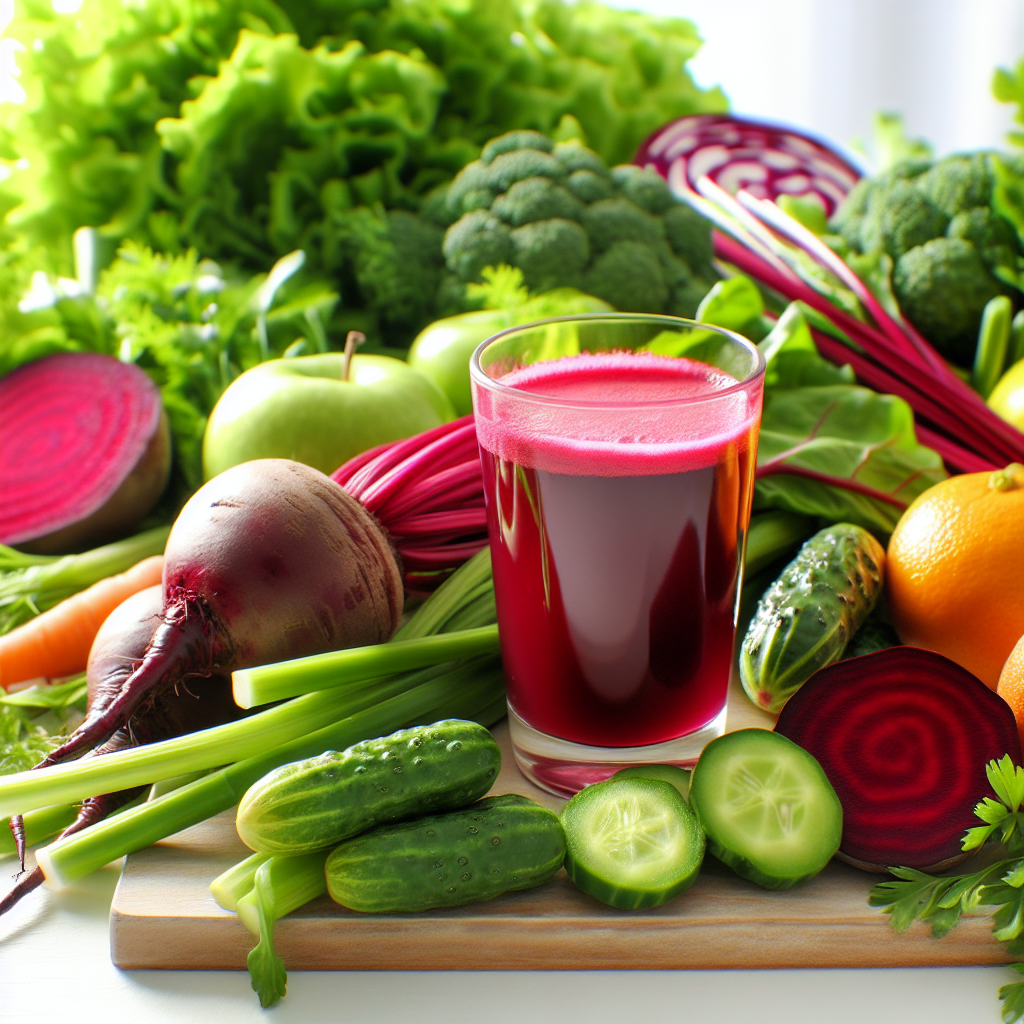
top-left (28, 459), bottom-right (403, 776)
top-left (4, 585), bottom-right (242, 905)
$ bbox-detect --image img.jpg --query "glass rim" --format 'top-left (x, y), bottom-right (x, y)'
top-left (469, 312), bottom-right (766, 410)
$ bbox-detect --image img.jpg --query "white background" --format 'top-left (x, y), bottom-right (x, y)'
top-left (612, 0), bottom-right (1024, 162)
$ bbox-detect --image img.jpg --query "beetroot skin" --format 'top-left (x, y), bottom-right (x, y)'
top-left (27, 459), bottom-right (403, 774)
top-left (0, 352), bottom-right (171, 553)
top-left (774, 647), bottom-right (1022, 873)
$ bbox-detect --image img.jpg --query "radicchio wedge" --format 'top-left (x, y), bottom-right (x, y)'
top-left (774, 647), bottom-right (1022, 873)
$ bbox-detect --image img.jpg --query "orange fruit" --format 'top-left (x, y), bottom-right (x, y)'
top-left (997, 634), bottom-right (1024, 746)
top-left (886, 463), bottom-right (1024, 689)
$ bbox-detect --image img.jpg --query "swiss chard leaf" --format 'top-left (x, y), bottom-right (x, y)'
top-left (754, 382), bottom-right (946, 534)
top-left (695, 276), bottom-right (765, 334)
top-left (758, 302), bottom-right (854, 389)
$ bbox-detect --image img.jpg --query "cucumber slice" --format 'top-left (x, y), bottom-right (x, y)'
top-left (611, 764), bottom-right (691, 802)
top-left (689, 729), bottom-right (842, 890)
top-left (561, 778), bottom-right (705, 909)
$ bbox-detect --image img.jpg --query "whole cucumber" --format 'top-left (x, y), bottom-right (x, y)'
top-left (326, 794), bottom-right (566, 913)
top-left (740, 523), bottom-right (885, 713)
top-left (236, 720), bottom-right (501, 855)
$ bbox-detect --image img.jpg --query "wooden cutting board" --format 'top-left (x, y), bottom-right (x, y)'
top-left (109, 677), bottom-right (1011, 971)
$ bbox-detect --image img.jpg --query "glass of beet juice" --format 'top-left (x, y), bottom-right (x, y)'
top-left (470, 314), bottom-right (765, 796)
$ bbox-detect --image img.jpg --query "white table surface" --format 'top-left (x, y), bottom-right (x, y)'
top-left (0, 850), bottom-right (1016, 1024)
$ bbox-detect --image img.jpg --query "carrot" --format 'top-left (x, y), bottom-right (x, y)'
top-left (0, 555), bottom-right (164, 689)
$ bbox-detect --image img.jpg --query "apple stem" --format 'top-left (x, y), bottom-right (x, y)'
top-left (341, 331), bottom-right (365, 383)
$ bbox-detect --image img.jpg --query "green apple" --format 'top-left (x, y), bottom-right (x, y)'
top-left (989, 357), bottom-right (1024, 432)
top-left (202, 353), bottom-right (456, 480)
top-left (408, 310), bottom-right (510, 417)
top-left (408, 289), bottom-right (613, 416)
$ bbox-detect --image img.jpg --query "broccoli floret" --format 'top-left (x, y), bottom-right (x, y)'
top-left (669, 278), bottom-right (709, 319)
top-left (484, 150), bottom-right (566, 194)
top-left (916, 154), bottom-right (992, 218)
top-left (419, 183), bottom-right (457, 228)
top-left (585, 241), bottom-right (668, 312)
top-left (829, 159), bottom-right (932, 252)
top-left (827, 150), bottom-right (1022, 362)
top-left (947, 206), bottom-right (1019, 276)
top-left (491, 177), bottom-right (583, 226)
top-left (859, 179), bottom-right (949, 259)
top-left (510, 218), bottom-right (590, 291)
top-left (655, 244), bottom-right (707, 318)
top-left (610, 165), bottom-right (675, 214)
top-left (336, 207), bottom-right (445, 344)
top-left (663, 203), bottom-right (715, 277)
top-left (442, 210), bottom-right (514, 283)
top-left (441, 129), bottom-right (717, 312)
top-left (565, 170), bottom-right (614, 204)
top-left (481, 131), bottom-right (553, 164)
top-left (582, 197), bottom-right (665, 253)
top-left (444, 161), bottom-right (496, 220)
top-left (553, 141), bottom-right (609, 177)
top-left (892, 237), bottom-right (1006, 364)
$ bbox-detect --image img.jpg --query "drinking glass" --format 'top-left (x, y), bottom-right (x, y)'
top-left (470, 314), bottom-right (765, 796)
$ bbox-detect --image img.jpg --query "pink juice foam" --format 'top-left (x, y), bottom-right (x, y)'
top-left (475, 351), bottom-right (761, 749)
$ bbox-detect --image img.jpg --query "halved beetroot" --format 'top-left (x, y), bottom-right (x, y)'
top-left (774, 647), bottom-right (1022, 873)
top-left (0, 353), bottom-right (170, 553)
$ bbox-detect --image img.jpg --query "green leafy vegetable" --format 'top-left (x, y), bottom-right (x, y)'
top-left (0, 673), bottom-right (87, 776)
top-left (748, 302), bottom-right (944, 533)
top-left (1, 0), bottom-right (725, 351)
top-left (994, 57), bottom-right (1024, 150)
top-left (869, 756), bottom-right (1024, 1022)
top-left (0, 676), bottom-right (88, 710)
top-left (754, 382), bottom-right (946, 533)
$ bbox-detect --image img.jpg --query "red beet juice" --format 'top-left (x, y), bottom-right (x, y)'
top-left (475, 351), bottom-right (761, 750)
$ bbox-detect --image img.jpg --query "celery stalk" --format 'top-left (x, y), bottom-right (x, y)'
top-left (0, 803), bottom-right (79, 856)
top-left (973, 295), bottom-right (1013, 399)
top-left (210, 851), bottom-right (271, 913)
top-left (0, 680), bottom-right (373, 817)
top-left (394, 549), bottom-right (491, 641)
top-left (246, 860), bottom-right (288, 1007)
top-left (0, 552), bottom-right (497, 817)
top-left (233, 624), bottom-right (500, 708)
top-left (236, 850), bottom-right (329, 936)
top-left (36, 659), bottom-right (504, 889)
top-left (240, 851), bottom-right (331, 1007)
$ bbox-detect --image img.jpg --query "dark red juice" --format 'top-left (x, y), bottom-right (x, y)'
top-left (475, 353), bottom-right (760, 749)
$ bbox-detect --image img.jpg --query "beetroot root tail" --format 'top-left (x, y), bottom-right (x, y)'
top-left (9, 815), bottom-right (27, 871)
top-left (0, 866), bottom-right (43, 914)
top-left (0, 781), bottom-right (147, 918)
top-left (33, 607), bottom-right (213, 773)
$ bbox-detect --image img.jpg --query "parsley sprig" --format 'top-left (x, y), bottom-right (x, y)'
top-left (869, 756), bottom-right (1024, 1022)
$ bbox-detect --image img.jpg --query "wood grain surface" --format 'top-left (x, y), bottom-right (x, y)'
top-left (109, 677), bottom-right (1011, 971)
